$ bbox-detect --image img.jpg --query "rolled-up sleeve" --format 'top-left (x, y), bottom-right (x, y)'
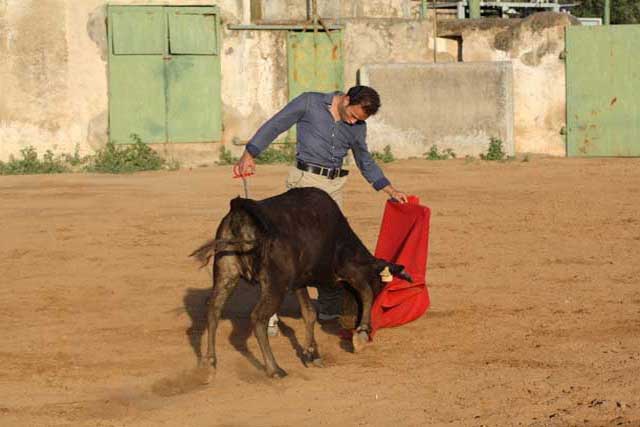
top-left (351, 125), bottom-right (391, 191)
top-left (245, 93), bottom-right (308, 157)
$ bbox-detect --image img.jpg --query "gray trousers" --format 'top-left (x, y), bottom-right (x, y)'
top-left (286, 167), bottom-right (347, 316)
top-left (269, 167), bottom-right (347, 327)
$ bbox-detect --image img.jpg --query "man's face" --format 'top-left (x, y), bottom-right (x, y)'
top-left (338, 96), bottom-right (369, 125)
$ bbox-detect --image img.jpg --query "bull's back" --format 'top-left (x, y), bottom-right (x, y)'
top-left (218, 188), bottom-right (359, 282)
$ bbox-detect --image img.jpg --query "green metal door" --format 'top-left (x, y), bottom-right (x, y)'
top-left (566, 25), bottom-right (640, 156)
top-left (166, 7), bottom-right (221, 142)
top-left (287, 30), bottom-right (343, 141)
top-left (108, 6), bottom-right (166, 144)
top-left (108, 5), bottom-right (222, 144)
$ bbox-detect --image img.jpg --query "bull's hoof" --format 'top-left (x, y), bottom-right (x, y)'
top-left (268, 367), bottom-right (288, 378)
top-left (302, 353), bottom-right (324, 368)
top-left (352, 330), bottom-right (370, 353)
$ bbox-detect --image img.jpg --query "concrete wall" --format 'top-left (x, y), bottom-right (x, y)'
top-left (0, 0), bottom-right (440, 164)
top-left (439, 13), bottom-right (580, 156)
top-left (360, 62), bottom-right (514, 158)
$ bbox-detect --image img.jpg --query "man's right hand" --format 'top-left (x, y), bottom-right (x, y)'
top-left (236, 151), bottom-right (256, 176)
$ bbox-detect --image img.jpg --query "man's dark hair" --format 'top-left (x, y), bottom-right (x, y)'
top-left (346, 85), bottom-right (381, 116)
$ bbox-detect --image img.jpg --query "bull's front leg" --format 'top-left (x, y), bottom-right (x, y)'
top-left (353, 285), bottom-right (373, 353)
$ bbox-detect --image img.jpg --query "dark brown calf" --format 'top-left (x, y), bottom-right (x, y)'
top-left (191, 187), bottom-right (411, 378)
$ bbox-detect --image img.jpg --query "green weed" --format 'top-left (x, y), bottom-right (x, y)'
top-left (85, 134), bottom-right (167, 173)
top-left (424, 145), bottom-right (456, 160)
top-left (0, 146), bottom-right (70, 175)
top-left (480, 137), bottom-right (507, 161)
top-left (371, 145), bottom-right (395, 163)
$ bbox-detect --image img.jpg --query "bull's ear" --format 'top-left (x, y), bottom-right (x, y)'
top-left (389, 263), bottom-right (413, 283)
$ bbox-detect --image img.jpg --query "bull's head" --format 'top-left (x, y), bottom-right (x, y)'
top-left (371, 259), bottom-right (413, 295)
top-left (339, 259), bottom-right (414, 330)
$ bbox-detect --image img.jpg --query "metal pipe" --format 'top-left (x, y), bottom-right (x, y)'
top-left (307, 0), bottom-right (312, 21)
top-left (469, 0), bottom-right (481, 18)
top-left (433, 0), bottom-right (438, 63)
top-left (228, 24), bottom-right (343, 31)
top-left (604, 0), bottom-right (610, 24)
top-left (242, 0), bottom-right (251, 24)
top-left (421, 0), bottom-right (428, 18)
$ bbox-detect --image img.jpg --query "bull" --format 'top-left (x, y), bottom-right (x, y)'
top-left (191, 187), bottom-right (411, 378)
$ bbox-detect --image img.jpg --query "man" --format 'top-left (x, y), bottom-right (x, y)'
top-left (235, 85), bottom-right (408, 336)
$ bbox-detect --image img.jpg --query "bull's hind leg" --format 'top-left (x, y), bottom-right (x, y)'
top-left (295, 287), bottom-right (323, 367)
top-left (251, 283), bottom-right (286, 378)
top-left (202, 257), bottom-right (240, 373)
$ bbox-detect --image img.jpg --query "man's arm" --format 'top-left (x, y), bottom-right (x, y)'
top-left (351, 126), bottom-right (408, 203)
top-left (236, 93), bottom-right (308, 175)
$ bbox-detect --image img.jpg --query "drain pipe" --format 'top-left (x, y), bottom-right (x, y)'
top-left (242, 0), bottom-right (251, 24)
top-left (421, 0), bottom-right (428, 18)
top-left (307, 0), bottom-right (313, 21)
top-left (469, 0), bottom-right (481, 18)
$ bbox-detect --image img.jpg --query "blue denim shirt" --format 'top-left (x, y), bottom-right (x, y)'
top-left (245, 92), bottom-right (390, 191)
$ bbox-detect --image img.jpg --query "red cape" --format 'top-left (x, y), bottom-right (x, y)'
top-left (370, 196), bottom-right (431, 335)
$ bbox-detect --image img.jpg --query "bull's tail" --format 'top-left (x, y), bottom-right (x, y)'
top-left (189, 238), bottom-right (256, 268)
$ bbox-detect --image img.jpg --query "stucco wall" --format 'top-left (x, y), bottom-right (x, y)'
top-left (0, 0), bottom-right (439, 164)
top-left (439, 13), bottom-right (580, 156)
top-left (257, 0), bottom-right (420, 20)
top-left (360, 62), bottom-right (514, 158)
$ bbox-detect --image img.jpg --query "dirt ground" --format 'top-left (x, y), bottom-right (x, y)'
top-left (1, 158), bottom-right (639, 426)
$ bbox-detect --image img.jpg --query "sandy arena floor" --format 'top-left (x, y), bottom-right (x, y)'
top-left (1, 158), bottom-right (639, 426)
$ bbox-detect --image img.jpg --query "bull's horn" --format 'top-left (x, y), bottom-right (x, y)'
top-left (380, 266), bottom-right (393, 282)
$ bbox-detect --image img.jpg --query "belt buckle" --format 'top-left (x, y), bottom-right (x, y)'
top-left (328, 168), bottom-right (338, 179)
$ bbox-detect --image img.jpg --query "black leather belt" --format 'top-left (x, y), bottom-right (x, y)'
top-left (296, 160), bottom-right (349, 180)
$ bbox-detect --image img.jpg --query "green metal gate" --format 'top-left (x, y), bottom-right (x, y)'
top-left (108, 5), bottom-right (221, 144)
top-left (566, 25), bottom-right (640, 156)
top-left (287, 30), bottom-right (343, 141)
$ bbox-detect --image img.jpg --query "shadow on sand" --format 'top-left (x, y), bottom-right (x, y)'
top-left (183, 280), bottom-right (322, 372)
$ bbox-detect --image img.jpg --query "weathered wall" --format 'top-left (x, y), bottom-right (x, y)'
top-left (343, 18), bottom-right (450, 89)
top-left (0, 0), bottom-right (439, 164)
top-left (0, 0), bottom-right (76, 157)
top-left (439, 13), bottom-right (580, 156)
top-left (0, 0), bottom-right (250, 163)
top-left (360, 62), bottom-right (514, 158)
top-left (256, 0), bottom-right (420, 20)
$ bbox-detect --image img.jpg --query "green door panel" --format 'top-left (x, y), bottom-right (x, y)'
top-left (110, 6), bottom-right (164, 55)
top-left (167, 56), bottom-right (221, 142)
top-left (166, 6), bottom-right (221, 142)
top-left (109, 57), bottom-right (167, 144)
top-left (287, 30), bottom-right (343, 141)
top-left (168, 7), bottom-right (218, 55)
top-left (287, 30), bottom-right (343, 96)
top-left (108, 6), bottom-right (166, 144)
top-left (566, 25), bottom-right (640, 156)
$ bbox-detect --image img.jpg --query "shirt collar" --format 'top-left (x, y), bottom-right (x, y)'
top-left (323, 91), bottom-right (344, 106)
